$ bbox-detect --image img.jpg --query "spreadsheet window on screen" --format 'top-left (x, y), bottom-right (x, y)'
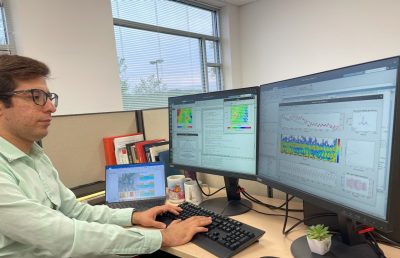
top-left (259, 57), bottom-right (398, 220)
top-left (170, 92), bottom-right (257, 175)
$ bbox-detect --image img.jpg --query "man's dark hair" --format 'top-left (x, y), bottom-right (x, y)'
top-left (0, 55), bottom-right (50, 107)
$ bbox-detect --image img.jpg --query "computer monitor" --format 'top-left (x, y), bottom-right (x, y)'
top-left (257, 56), bottom-right (400, 256)
top-left (169, 87), bottom-right (259, 216)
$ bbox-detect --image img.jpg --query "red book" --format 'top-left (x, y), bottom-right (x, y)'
top-left (135, 139), bottom-right (165, 163)
top-left (102, 133), bottom-right (143, 165)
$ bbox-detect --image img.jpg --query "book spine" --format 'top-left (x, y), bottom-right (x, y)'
top-left (126, 144), bottom-right (134, 164)
top-left (103, 138), bottom-right (117, 165)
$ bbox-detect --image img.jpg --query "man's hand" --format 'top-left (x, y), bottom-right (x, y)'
top-left (160, 216), bottom-right (212, 247)
top-left (131, 205), bottom-right (182, 229)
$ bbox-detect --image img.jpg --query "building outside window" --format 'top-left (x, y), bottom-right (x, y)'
top-left (111, 0), bottom-right (222, 110)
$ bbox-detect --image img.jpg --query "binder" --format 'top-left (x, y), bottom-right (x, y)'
top-left (102, 133), bottom-right (144, 165)
top-left (148, 141), bottom-right (169, 162)
top-left (135, 139), bottom-right (165, 163)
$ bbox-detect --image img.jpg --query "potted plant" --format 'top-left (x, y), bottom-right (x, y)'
top-left (306, 224), bottom-right (332, 255)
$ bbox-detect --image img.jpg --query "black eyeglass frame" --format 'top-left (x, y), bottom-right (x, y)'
top-left (0, 89), bottom-right (58, 107)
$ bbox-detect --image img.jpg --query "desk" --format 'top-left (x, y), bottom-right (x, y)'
top-left (161, 191), bottom-right (400, 258)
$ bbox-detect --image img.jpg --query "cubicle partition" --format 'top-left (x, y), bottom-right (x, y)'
top-left (42, 111), bottom-right (137, 188)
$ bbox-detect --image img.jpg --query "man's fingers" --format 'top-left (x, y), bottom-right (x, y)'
top-left (150, 221), bottom-right (167, 229)
top-left (164, 205), bottom-right (182, 215)
top-left (169, 219), bottom-right (182, 226)
top-left (194, 226), bottom-right (209, 233)
top-left (185, 216), bottom-right (212, 226)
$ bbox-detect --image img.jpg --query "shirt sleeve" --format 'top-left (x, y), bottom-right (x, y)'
top-left (0, 172), bottom-right (162, 257)
top-left (56, 174), bottom-right (135, 227)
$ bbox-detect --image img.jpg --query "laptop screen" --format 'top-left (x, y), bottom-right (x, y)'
top-left (105, 162), bottom-right (166, 203)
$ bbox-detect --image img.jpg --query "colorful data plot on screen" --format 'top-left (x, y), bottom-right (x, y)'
top-left (227, 104), bottom-right (252, 129)
top-left (281, 112), bottom-right (342, 131)
top-left (280, 135), bottom-right (340, 163)
top-left (118, 173), bottom-right (157, 200)
top-left (177, 107), bottom-right (193, 128)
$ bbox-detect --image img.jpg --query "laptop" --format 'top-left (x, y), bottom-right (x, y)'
top-left (105, 162), bottom-right (167, 210)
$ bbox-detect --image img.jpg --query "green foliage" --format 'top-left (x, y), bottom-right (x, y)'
top-left (307, 224), bottom-right (331, 241)
top-left (118, 57), bottom-right (129, 95)
top-left (134, 74), bottom-right (166, 94)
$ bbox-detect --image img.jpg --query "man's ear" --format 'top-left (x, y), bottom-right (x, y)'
top-left (0, 102), bottom-right (5, 116)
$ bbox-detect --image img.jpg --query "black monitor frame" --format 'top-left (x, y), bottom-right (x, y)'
top-left (256, 56), bottom-right (400, 255)
top-left (168, 87), bottom-right (260, 216)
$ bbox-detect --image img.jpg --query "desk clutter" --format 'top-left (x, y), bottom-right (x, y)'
top-left (103, 132), bottom-right (169, 165)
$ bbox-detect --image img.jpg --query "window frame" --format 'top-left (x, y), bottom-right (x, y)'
top-left (112, 0), bottom-right (223, 99)
top-left (0, 0), bottom-right (15, 55)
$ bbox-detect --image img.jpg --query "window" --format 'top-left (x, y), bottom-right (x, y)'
top-left (111, 0), bottom-right (222, 110)
top-left (0, 0), bottom-right (12, 55)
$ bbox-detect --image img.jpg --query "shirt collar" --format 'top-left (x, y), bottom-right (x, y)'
top-left (0, 137), bottom-right (44, 162)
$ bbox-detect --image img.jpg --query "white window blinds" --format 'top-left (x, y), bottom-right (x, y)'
top-left (111, 0), bottom-right (222, 111)
top-left (0, 1), bottom-right (11, 55)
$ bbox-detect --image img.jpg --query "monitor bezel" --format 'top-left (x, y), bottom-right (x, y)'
top-left (168, 87), bottom-right (260, 181)
top-left (256, 56), bottom-right (400, 232)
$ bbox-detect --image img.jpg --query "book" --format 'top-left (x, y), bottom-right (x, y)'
top-left (102, 133), bottom-right (143, 165)
top-left (143, 141), bottom-right (169, 162)
top-left (135, 139), bottom-right (165, 163)
top-left (149, 142), bottom-right (169, 162)
top-left (126, 141), bottom-right (144, 164)
top-left (114, 134), bottom-right (144, 164)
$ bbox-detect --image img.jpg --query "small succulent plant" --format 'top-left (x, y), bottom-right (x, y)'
top-left (307, 224), bottom-right (331, 241)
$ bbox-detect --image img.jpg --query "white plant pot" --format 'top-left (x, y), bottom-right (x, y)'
top-left (307, 235), bottom-right (332, 255)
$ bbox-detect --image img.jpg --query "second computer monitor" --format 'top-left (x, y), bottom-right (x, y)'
top-left (257, 56), bottom-right (400, 256)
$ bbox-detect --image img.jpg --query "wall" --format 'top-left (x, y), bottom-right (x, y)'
top-left (143, 108), bottom-right (170, 141)
top-left (4, 0), bottom-right (256, 191)
top-left (235, 0), bottom-right (400, 198)
top-left (6, 0), bottom-right (122, 115)
top-left (42, 112), bottom-right (137, 188)
top-left (239, 0), bottom-right (400, 87)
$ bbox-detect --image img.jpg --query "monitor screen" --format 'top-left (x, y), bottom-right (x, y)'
top-left (258, 56), bottom-right (400, 232)
top-left (105, 163), bottom-right (166, 203)
top-left (169, 87), bottom-right (258, 178)
top-left (169, 87), bottom-right (259, 215)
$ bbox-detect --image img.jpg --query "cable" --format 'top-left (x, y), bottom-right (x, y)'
top-left (283, 213), bottom-right (337, 235)
top-left (238, 201), bottom-right (302, 221)
top-left (365, 231), bottom-right (387, 258)
top-left (372, 231), bottom-right (400, 249)
top-left (282, 193), bottom-right (290, 234)
top-left (194, 177), bottom-right (225, 197)
top-left (240, 188), bottom-right (303, 212)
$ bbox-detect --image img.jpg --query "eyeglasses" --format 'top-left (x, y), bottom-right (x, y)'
top-left (0, 89), bottom-right (58, 107)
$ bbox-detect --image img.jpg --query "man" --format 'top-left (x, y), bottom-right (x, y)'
top-left (0, 55), bottom-right (211, 257)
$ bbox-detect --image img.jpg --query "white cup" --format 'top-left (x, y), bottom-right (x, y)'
top-left (184, 180), bottom-right (209, 205)
top-left (167, 175), bottom-right (190, 203)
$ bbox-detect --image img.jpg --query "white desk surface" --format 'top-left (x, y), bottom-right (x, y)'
top-left (161, 191), bottom-right (399, 258)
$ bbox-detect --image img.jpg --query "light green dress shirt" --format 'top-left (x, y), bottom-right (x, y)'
top-left (0, 137), bottom-right (162, 258)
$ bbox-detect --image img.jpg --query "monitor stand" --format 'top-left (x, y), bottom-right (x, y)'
top-left (291, 235), bottom-right (378, 258)
top-left (199, 176), bottom-right (251, 216)
top-left (291, 215), bottom-right (379, 258)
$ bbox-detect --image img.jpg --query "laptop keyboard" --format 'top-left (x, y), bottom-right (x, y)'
top-left (107, 199), bottom-right (165, 210)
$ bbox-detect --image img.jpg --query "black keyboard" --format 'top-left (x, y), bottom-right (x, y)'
top-left (157, 202), bottom-right (265, 258)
